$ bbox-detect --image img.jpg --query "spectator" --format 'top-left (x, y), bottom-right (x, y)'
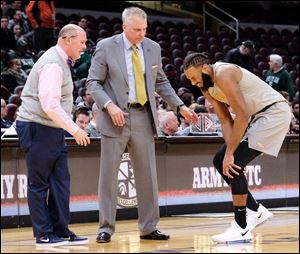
top-left (158, 110), bottom-right (179, 136)
top-left (264, 54), bottom-right (294, 101)
top-left (1, 58), bottom-right (28, 92)
top-left (8, 9), bottom-right (30, 34)
top-left (12, 24), bottom-right (25, 41)
top-left (1, 1), bottom-right (9, 16)
top-left (180, 92), bottom-right (195, 107)
top-left (78, 17), bottom-right (88, 30)
top-left (26, 1), bottom-right (55, 53)
top-left (177, 87), bottom-right (190, 97)
top-left (65, 107), bottom-right (90, 137)
top-left (74, 107), bottom-right (90, 130)
top-left (290, 100), bottom-right (299, 134)
top-left (77, 86), bottom-right (94, 111)
top-left (0, 16), bottom-right (15, 50)
top-left (6, 1), bottom-right (27, 20)
top-left (163, 64), bottom-right (181, 93)
top-left (158, 110), bottom-right (192, 136)
top-left (85, 102), bottom-right (101, 137)
top-left (8, 38), bottom-right (35, 71)
top-left (224, 40), bottom-right (255, 71)
top-left (1, 98), bottom-right (13, 128)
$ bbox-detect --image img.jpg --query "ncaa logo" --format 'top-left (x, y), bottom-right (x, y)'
top-left (117, 153), bottom-right (138, 208)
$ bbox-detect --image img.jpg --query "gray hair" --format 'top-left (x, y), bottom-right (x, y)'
top-left (122, 7), bottom-right (147, 24)
top-left (58, 24), bottom-right (85, 38)
top-left (158, 111), bottom-right (175, 129)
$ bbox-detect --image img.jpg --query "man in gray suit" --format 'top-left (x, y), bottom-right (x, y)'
top-left (87, 7), bottom-right (198, 243)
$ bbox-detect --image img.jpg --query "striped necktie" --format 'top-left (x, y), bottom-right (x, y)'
top-left (132, 45), bottom-right (147, 105)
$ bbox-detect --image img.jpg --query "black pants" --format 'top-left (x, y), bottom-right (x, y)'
top-left (16, 121), bottom-right (70, 238)
top-left (213, 140), bottom-right (261, 188)
top-left (33, 27), bottom-right (55, 53)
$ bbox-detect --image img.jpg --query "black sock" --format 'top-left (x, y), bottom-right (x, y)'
top-left (246, 191), bottom-right (259, 211)
top-left (234, 206), bottom-right (247, 229)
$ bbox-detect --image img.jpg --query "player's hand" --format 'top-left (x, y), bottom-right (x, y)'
top-left (223, 153), bottom-right (241, 179)
top-left (73, 128), bottom-right (90, 146)
top-left (107, 102), bottom-right (128, 127)
top-left (179, 105), bottom-right (199, 125)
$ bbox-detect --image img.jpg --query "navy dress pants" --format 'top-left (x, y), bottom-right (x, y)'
top-left (16, 121), bottom-right (70, 238)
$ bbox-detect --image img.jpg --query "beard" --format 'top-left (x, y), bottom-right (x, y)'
top-left (202, 73), bottom-right (214, 89)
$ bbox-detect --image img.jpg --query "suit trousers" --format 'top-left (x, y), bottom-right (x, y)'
top-left (98, 105), bottom-right (159, 235)
top-left (16, 121), bottom-right (70, 238)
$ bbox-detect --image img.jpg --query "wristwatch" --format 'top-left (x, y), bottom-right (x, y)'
top-left (177, 104), bottom-right (184, 114)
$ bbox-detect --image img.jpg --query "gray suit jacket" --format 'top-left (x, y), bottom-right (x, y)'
top-left (87, 34), bottom-right (183, 137)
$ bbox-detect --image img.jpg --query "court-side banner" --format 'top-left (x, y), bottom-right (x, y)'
top-left (1, 138), bottom-right (299, 216)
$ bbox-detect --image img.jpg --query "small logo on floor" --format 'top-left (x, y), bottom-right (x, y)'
top-left (117, 153), bottom-right (137, 208)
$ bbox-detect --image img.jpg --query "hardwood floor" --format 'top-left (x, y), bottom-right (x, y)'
top-left (1, 209), bottom-right (299, 253)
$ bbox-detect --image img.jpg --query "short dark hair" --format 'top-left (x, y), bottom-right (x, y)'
top-left (183, 52), bottom-right (211, 70)
top-left (73, 107), bottom-right (90, 121)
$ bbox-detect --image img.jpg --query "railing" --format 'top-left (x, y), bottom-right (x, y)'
top-left (203, 1), bottom-right (239, 40)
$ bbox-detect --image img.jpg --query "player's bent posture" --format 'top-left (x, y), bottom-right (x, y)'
top-left (183, 53), bottom-right (291, 243)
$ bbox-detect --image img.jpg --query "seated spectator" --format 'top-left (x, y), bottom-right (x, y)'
top-left (180, 92), bottom-right (195, 107)
top-left (224, 40), bottom-right (255, 71)
top-left (1, 58), bottom-right (28, 93)
top-left (12, 24), bottom-right (26, 41)
top-left (264, 54), bottom-right (294, 101)
top-left (177, 87), bottom-right (190, 97)
top-left (8, 9), bottom-right (30, 34)
top-left (76, 86), bottom-right (95, 111)
top-left (1, 98), bottom-right (13, 128)
top-left (163, 64), bottom-right (181, 93)
top-left (78, 17), bottom-right (88, 30)
top-left (290, 100), bottom-right (299, 134)
top-left (158, 110), bottom-right (191, 137)
top-left (85, 103), bottom-right (101, 137)
top-left (65, 107), bottom-right (90, 137)
top-left (158, 111), bottom-right (179, 136)
top-left (190, 103), bottom-right (208, 114)
top-left (8, 39), bottom-right (35, 70)
top-left (0, 16), bottom-right (16, 50)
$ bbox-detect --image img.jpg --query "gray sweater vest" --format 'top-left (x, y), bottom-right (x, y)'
top-left (17, 46), bottom-right (73, 128)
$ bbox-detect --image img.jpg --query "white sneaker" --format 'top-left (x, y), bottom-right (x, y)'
top-left (212, 220), bottom-right (252, 243)
top-left (247, 203), bottom-right (273, 230)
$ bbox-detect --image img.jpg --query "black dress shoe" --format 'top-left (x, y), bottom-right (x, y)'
top-left (96, 232), bottom-right (111, 243)
top-left (140, 230), bottom-right (170, 240)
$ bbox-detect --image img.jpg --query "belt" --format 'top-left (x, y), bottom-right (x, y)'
top-left (127, 101), bottom-right (149, 108)
top-left (255, 100), bottom-right (286, 115)
top-left (249, 100), bottom-right (287, 124)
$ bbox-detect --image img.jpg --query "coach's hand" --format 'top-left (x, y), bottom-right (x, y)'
top-left (179, 105), bottom-right (199, 124)
top-left (73, 128), bottom-right (90, 146)
top-left (107, 102), bottom-right (128, 127)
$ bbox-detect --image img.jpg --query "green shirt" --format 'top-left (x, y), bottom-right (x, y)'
top-left (265, 66), bottom-right (294, 100)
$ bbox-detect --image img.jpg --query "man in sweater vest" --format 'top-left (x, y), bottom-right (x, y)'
top-left (16, 24), bottom-right (90, 248)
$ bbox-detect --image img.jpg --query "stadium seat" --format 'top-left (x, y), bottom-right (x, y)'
top-left (1, 85), bottom-right (11, 102)
top-left (13, 85), bottom-right (24, 95)
top-left (6, 103), bottom-right (18, 122)
top-left (8, 94), bottom-right (21, 106)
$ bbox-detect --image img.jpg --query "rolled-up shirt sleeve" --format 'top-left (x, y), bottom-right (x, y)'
top-left (38, 63), bottom-right (79, 135)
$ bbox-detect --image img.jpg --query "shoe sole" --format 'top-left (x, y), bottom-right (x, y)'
top-left (67, 239), bottom-right (89, 245)
top-left (36, 240), bottom-right (69, 248)
top-left (96, 239), bottom-right (111, 243)
top-left (140, 236), bottom-right (170, 240)
top-left (212, 238), bottom-right (252, 244)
